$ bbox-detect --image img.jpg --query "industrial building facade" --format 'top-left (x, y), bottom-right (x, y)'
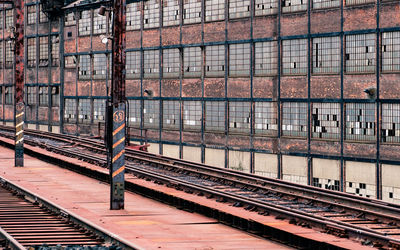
top-left (0, 0), bottom-right (399, 203)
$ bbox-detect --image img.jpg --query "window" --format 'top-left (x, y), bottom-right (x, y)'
top-left (254, 102), bottom-right (278, 135)
top-left (27, 5), bottom-right (36, 25)
top-left (205, 101), bottom-right (225, 131)
top-left (163, 0), bottom-right (180, 26)
top-left (39, 5), bottom-right (48, 23)
top-left (65, 12), bottom-right (76, 26)
top-left (127, 2), bottom-right (141, 30)
top-left (183, 101), bottom-right (202, 130)
top-left (27, 38), bottom-right (36, 67)
top-left (205, 45), bottom-right (225, 77)
top-left (26, 86), bottom-right (37, 105)
top-left (144, 50), bottom-right (160, 78)
top-left (255, 0), bottom-right (278, 16)
top-left (163, 48), bottom-right (180, 78)
top-left (0, 11), bottom-right (3, 30)
top-left (0, 87), bottom-right (2, 104)
top-left (183, 0), bottom-right (202, 24)
top-left (282, 39), bottom-right (307, 75)
top-left (5, 9), bottom-right (13, 29)
top-left (126, 51), bottom-right (141, 79)
top-left (51, 35), bottom-right (60, 67)
top-left (5, 42), bottom-right (13, 68)
top-left (229, 43), bottom-right (250, 77)
top-left (51, 86), bottom-right (60, 107)
top-left (312, 102), bottom-right (340, 139)
top-left (39, 87), bottom-right (48, 106)
top-left (345, 34), bottom-right (375, 73)
top-left (0, 42), bottom-right (3, 68)
top-left (346, 0), bottom-right (374, 6)
top-left (163, 100), bottom-right (180, 129)
top-left (382, 32), bottom-right (400, 72)
top-left (93, 99), bottom-right (106, 122)
top-left (254, 41), bottom-right (278, 76)
top-left (144, 0), bottom-right (160, 28)
top-left (64, 99), bottom-right (76, 123)
top-left (184, 47), bottom-right (202, 77)
top-left (205, 0), bottom-right (225, 22)
top-left (93, 54), bottom-right (107, 79)
top-left (128, 100), bottom-right (141, 127)
top-left (39, 36), bottom-right (49, 66)
top-left (313, 178), bottom-right (340, 191)
top-left (313, 0), bottom-right (340, 9)
top-left (78, 99), bottom-right (91, 124)
top-left (282, 0), bottom-right (308, 12)
top-left (79, 55), bottom-right (91, 80)
top-left (144, 100), bottom-right (159, 128)
top-left (93, 9), bottom-right (107, 34)
top-left (5, 87), bottom-right (13, 105)
top-left (229, 0), bottom-right (250, 19)
top-left (382, 103), bottom-right (400, 143)
top-left (79, 10), bottom-right (91, 36)
top-left (229, 102), bottom-right (251, 133)
top-left (345, 103), bottom-right (375, 141)
top-left (282, 102), bottom-right (307, 137)
top-left (65, 56), bottom-right (77, 68)
top-left (313, 36), bottom-right (340, 74)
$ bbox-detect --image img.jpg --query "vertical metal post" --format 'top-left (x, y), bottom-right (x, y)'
top-left (14, 0), bottom-right (24, 167)
top-left (107, 0), bottom-right (126, 210)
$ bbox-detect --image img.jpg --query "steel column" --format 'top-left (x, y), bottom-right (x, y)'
top-left (108, 0), bottom-right (127, 210)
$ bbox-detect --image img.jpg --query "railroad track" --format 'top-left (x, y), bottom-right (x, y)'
top-left (0, 125), bottom-right (399, 249)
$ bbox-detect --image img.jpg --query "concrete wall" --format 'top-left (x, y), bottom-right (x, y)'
top-left (228, 150), bottom-right (250, 173)
top-left (282, 155), bottom-right (308, 185)
top-left (382, 164), bottom-right (400, 204)
top-left (312, 158), bottom-right (340, 190)
top-left (345, 161), bottom-right (376, 199)
top-left (254, 153), bottom-right (278, 178)
top-left (205, 148), bottom-right (225, 168)
top-left (182, 146), bottom-right (201, 163)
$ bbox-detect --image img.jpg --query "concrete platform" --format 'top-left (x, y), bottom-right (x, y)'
top-left (0, 146), bottom-right (291, 249)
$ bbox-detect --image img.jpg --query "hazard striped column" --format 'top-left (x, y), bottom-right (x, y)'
top-left (15, 102), bottom-right (24, 167)
top-left (110, 103), bottom-right (126, 209)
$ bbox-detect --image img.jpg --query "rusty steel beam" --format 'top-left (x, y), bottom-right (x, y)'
top-left (108, 0), bottom-right (127, 210)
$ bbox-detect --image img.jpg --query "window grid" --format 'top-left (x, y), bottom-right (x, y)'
top-left (64, 99), bottom-right (76, 123)
top-left (163, 0), bottom-right (180, 26)
top-left (65, 56), bottom-right (77, 68)
top-left (93, 54), bottom-right (107, 79)
top-left (183, 101), bottom-right (202, 130)
top-left (39, 36), bottom-right (48, 66)
top-left (229, 43), bottom-right (250, 77)
top-left (93, 99), bottom-right (106, 121)
top-left (0, 87), bottom-right (2, 104)
top-left (205, 101), bottom-right (225, 132)
top-left (93, 9), bottom-right (107, 34)
top-left (144, 100), bottom-right (159, 129)
top-left (381, 104), bottom-right (400, 143)
top-left (26, 87), bottom-right (36, 105)
top-left (345, 103), bottom-right (376, 141)
top-left (5, 9), bottom-right (13, 29)
top-left (39, 87), bottom-right (48, 106)
top-left (0, 11), bottom-right (3, 30)
top-left (163, 48), bottom-right (180, 78)
top-left (5, 42), bottom-right (13, 68)
top-left (313, 36), bottom-right (340, 74)
top-left (27, 5), bottom-right (36, 25)
top-left (382, 32), bottom-right (400, 72)
top-left (51, 86), bottom-right (60, 107)
top-left (127, 2), bottom-right (141, 30)
top-left (255, 0), bottom-right (278, 16)
top-left (128, 100), bottom-right (141, 127)
top-left (205, 45), bottom-right (225, 77)
top-left (27, 38), bottom-right (36, 68)
top-left (5, 87), bottom-right (12, 105)
top-left (254, 102), bottom-right (278, 135)
top-left (282, 39), bottom-right (307, 75)
top-left (346, 0), bottom-right (374, 6)
top-left (39, 5), bottom-right (48, 23)
top-left (126, 51), bottom-right (141, 79)
top-left (65, 12), bottom-right (76, 26)
top-left (282, 0), bottom-right (308, 12)
top-left (184, 47), bottom-right (202, 77)
top-left (255, 41), bottom-right (278, 76)
top-left (282, 102), bottom-right (307, 137)
top-left (0, 42), bottom-right (3, 68)
top-left (229, 102), bottom-right (251, 133)
top-left (144, 0), bottom-right (160, 29)
top-left (163, 100), bottom-right (180, 130)
top-left (345, 34), bottom-right (376, 73)
top-left (205, 0), bottom-right (225, 22)
top-left (313, 0), bottom-right (340, 9)
top-left (312, 102), bottom-right (340, 139)
top-left (78, 10), bottom-right (91, 36)
top-left (78, 99), bottom-right (91, 124)
top-left (51, 36), bottom-right (60, 67)
top-left (144, 50), bottom-right (160, 78)
top-left (183, 0), bottom-right (202, 24)
top-left (79, 55), bottom-right (91, 80)
top-left (229, 0), bottom-right (250, 19)
top-left (312, 178), bottom-right (340, 191)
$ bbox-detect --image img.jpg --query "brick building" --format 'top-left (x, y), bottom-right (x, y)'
top-left (0, 0), bottom-right (400, 203)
